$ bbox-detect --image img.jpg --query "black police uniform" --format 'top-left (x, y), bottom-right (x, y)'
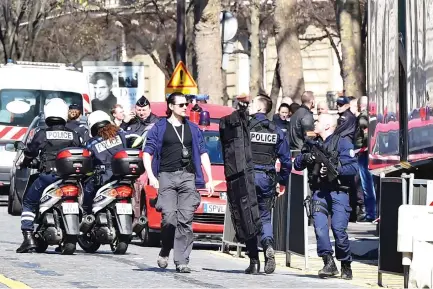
top-left (82, 130), bottom-right (128, 214)
top-left (17, 124), bottom-right (81, 253)
top-left (123, 96), bottom-right (159, 147)
top-left (66, 120), bottom-right (89, 144)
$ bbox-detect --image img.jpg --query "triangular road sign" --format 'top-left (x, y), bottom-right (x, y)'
top-left (165, 61), bottom-right (198, 95)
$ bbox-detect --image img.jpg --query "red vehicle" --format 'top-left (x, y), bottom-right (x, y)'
top-left (132, 102), bottom-right (234, 246)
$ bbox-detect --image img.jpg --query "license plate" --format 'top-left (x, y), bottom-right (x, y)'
top-left (61, 202), bottom-right (79, 214)
top-left (115, 203), bottom-right (133, 215)
top-left (219, 192), bottom-right (227, 200)
top-left (204, 204), bottom-right (226, 214)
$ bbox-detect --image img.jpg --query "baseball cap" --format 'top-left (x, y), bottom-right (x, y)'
top-left (69, 104), bottom-right (80, 110)
top-left (336, 96), bottom-right (350, 105)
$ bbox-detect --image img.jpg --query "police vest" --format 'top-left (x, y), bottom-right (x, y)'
top-left (42, 127), bottom-right (78, 171)
top-left (89, 132), bottom-right (127, 169)
top-left (248, 117), bottom-right (278, 166)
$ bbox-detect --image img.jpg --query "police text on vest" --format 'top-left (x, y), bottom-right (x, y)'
top-left (46, 131), bottom-right (73, 140)
top-left (95, 135), bottom-right (123, 153)
top-left (250, 132), bottom-right (277, 144)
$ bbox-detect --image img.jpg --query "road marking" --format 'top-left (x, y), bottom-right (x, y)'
top-left (0, 274), bottom-right (31, 289)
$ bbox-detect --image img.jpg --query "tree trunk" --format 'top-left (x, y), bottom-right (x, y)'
top-left (274, 0), bottom-right (305, 104)
top-left (249, 0), bottom-right (260, 98)
top-left (186, 0), bottom-right (197, 79)
top-left (269, 61), bottom-right (281, 115)
top-left (194, 0), bottom-right (224, 104)
top-left (335, 0), bottom-right (366, 97)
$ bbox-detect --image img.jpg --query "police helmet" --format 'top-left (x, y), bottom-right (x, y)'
top-left (87, 110), bottom-right (113, 137)
top-left (44, 98), bottom-right (68, 126)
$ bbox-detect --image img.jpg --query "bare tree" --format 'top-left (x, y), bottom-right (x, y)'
top-left (0, 0), bottom-right (61, 62)
top-left (274, 0), bottom-right (305, 104)
top-left (335, 0), bottom-right (366, 97)
top-left (249, 0), bottom-right (260, 98)
top-left (194, 0), bottom-right (224, 104)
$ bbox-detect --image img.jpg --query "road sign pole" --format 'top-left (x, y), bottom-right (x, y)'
top-left (176, 0), bottom-right (186, 64)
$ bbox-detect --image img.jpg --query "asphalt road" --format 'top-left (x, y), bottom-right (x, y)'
top-left (0, 207), bottom-right (362, 289)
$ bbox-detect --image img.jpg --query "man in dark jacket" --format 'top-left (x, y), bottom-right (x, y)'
top-left (354, 96), bottom-right (376, 223)
top-left (289, 91), bottom-right (315, 151)
top-left (335, 96), bottom-right (357, 141)
top-left (123, 96), bottom-right (159, 147)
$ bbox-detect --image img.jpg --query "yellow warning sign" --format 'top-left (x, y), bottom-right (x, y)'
top-left (165, 61), bottom-right (198, 95)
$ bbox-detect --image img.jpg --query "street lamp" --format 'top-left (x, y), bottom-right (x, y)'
top-left (115, 20), bottom-right (127, 62)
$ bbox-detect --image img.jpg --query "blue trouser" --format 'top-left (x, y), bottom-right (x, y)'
top-left (21, 173), bottom-right (59, 231)
top-left (82, 170), bottom-right (113, 214)
top-left (358, 152), bottom-right (376, 220)
top-left (245, 171), bottom-right (275, 259)
top-left (312, 190), bottom-right (352, 262)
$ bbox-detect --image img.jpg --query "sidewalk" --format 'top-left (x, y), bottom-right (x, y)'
top-left (217, 223), bottom-right (404, 289)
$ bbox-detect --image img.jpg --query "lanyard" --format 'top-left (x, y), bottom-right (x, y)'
top-left (170, 121), bottom-right (185, 148)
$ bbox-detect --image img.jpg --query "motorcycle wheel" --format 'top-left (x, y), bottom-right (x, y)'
top-left (61, 235), bottom-right (77, 255)
top-left (77, 234), bottom-right (101, 253)
top-left (110, 235), bottom-right (129, 255)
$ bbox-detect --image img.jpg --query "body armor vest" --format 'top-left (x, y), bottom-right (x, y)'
top-left (42, 126), bottom-right (78, 172)
top-left (248, 117), bottom-right (278, 166)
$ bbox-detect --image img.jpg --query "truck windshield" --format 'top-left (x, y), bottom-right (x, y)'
top-left (203, 130), bottom-right (223, 165)
top-left (0, 89), bottom-right (83, 126)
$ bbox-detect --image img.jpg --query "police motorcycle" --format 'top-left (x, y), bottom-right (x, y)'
top-left (34, 148), bottom-right (92, 254)
top-left (77, 149), bottom-right (145, 254)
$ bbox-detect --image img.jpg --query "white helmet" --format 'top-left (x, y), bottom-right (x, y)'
top-left (87, 110), bottom-right (113, 137)
top-left (44, 98), bottom-right (68, 124)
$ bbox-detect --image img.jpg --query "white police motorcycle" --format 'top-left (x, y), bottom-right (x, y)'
top-left (34, 147), bottom-right (92, 255)
top-left (77, 149), bottom-right (145, 254)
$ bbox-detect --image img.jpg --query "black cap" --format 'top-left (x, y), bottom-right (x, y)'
top-left (69, 104), bottom-right (80, 110)
top-left (136, 96), bottom-right (150, 107)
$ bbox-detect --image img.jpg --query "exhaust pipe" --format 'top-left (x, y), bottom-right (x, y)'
top-left (132, 216), bottom-right (148, 234)
top-left (80, 214), bottom-right (96, 234)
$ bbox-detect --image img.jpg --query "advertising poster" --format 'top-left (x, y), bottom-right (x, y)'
top-left (81, 61), bottom-right (145, 116)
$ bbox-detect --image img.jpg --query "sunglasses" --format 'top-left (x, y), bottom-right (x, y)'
top-left (175, 103), bottom-right (188, 108)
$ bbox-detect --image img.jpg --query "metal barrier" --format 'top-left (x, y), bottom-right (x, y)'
top-left (221, 166), bottom-right (311, 271)
top-left (378, 172), bottom-right (433, 287)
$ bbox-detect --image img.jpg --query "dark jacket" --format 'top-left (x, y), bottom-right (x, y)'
top-left (91, 93), bottom-right (117, 116)
top-left (123, 113), bottom-right (159, 137)
top-left (354, 109), bottom-right (368, 149)
top-left (335, 109), bottom-right (357, 141)
top-left (143, 118), bottom-right (208, 188)
top-left (289, 105), bottom-right (314, 150)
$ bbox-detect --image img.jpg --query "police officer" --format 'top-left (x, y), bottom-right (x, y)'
top-left (16, 98), bottom-right (82, 253)
top-left (244, 95), bottom-right (292, 274)
top-left (294, 114), bottom-right (358, 280)
top-left (82, 110), bottom-right (128, 214)
top-left (335, 96), bottom-right (357, 141)
top-left (123, 96), bottom-right (159, 145)
top-left (65, 104), bottom-right (89, 144)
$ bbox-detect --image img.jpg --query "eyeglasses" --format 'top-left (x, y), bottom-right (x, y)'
top-left (175, 103), bottom-right (188, 108)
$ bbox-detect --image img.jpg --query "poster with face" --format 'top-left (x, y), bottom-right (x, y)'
top-left (82, 61), bottom-right (145, 117)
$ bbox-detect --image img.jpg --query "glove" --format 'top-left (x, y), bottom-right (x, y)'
top-left (319, 164), bottom-right (327, 178)
top-left (302, 153), bottom-right (315, 165)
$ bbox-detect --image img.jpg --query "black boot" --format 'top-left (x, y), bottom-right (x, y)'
top-left (318, 254), bottom-right (339, 278)
top-left (16, 231), bottom-right (37, 253)
top-left (341, 261), bottom-right (353, 280)
top-left (263, 240), bottom-right (276, 274)
top-left (245, 258), bottom-right (260, 274)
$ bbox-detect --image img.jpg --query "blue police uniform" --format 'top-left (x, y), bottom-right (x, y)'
top-left (66, 120), bottom-right (90, 144)
top-left (294, 133), bottom-right (358, 279)
top-left (17, 124), bottom-right (81, 253)
top-left (245, 113), bottom-right (292, 274)
top-left (82, 130), bottom-right (128, 214)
